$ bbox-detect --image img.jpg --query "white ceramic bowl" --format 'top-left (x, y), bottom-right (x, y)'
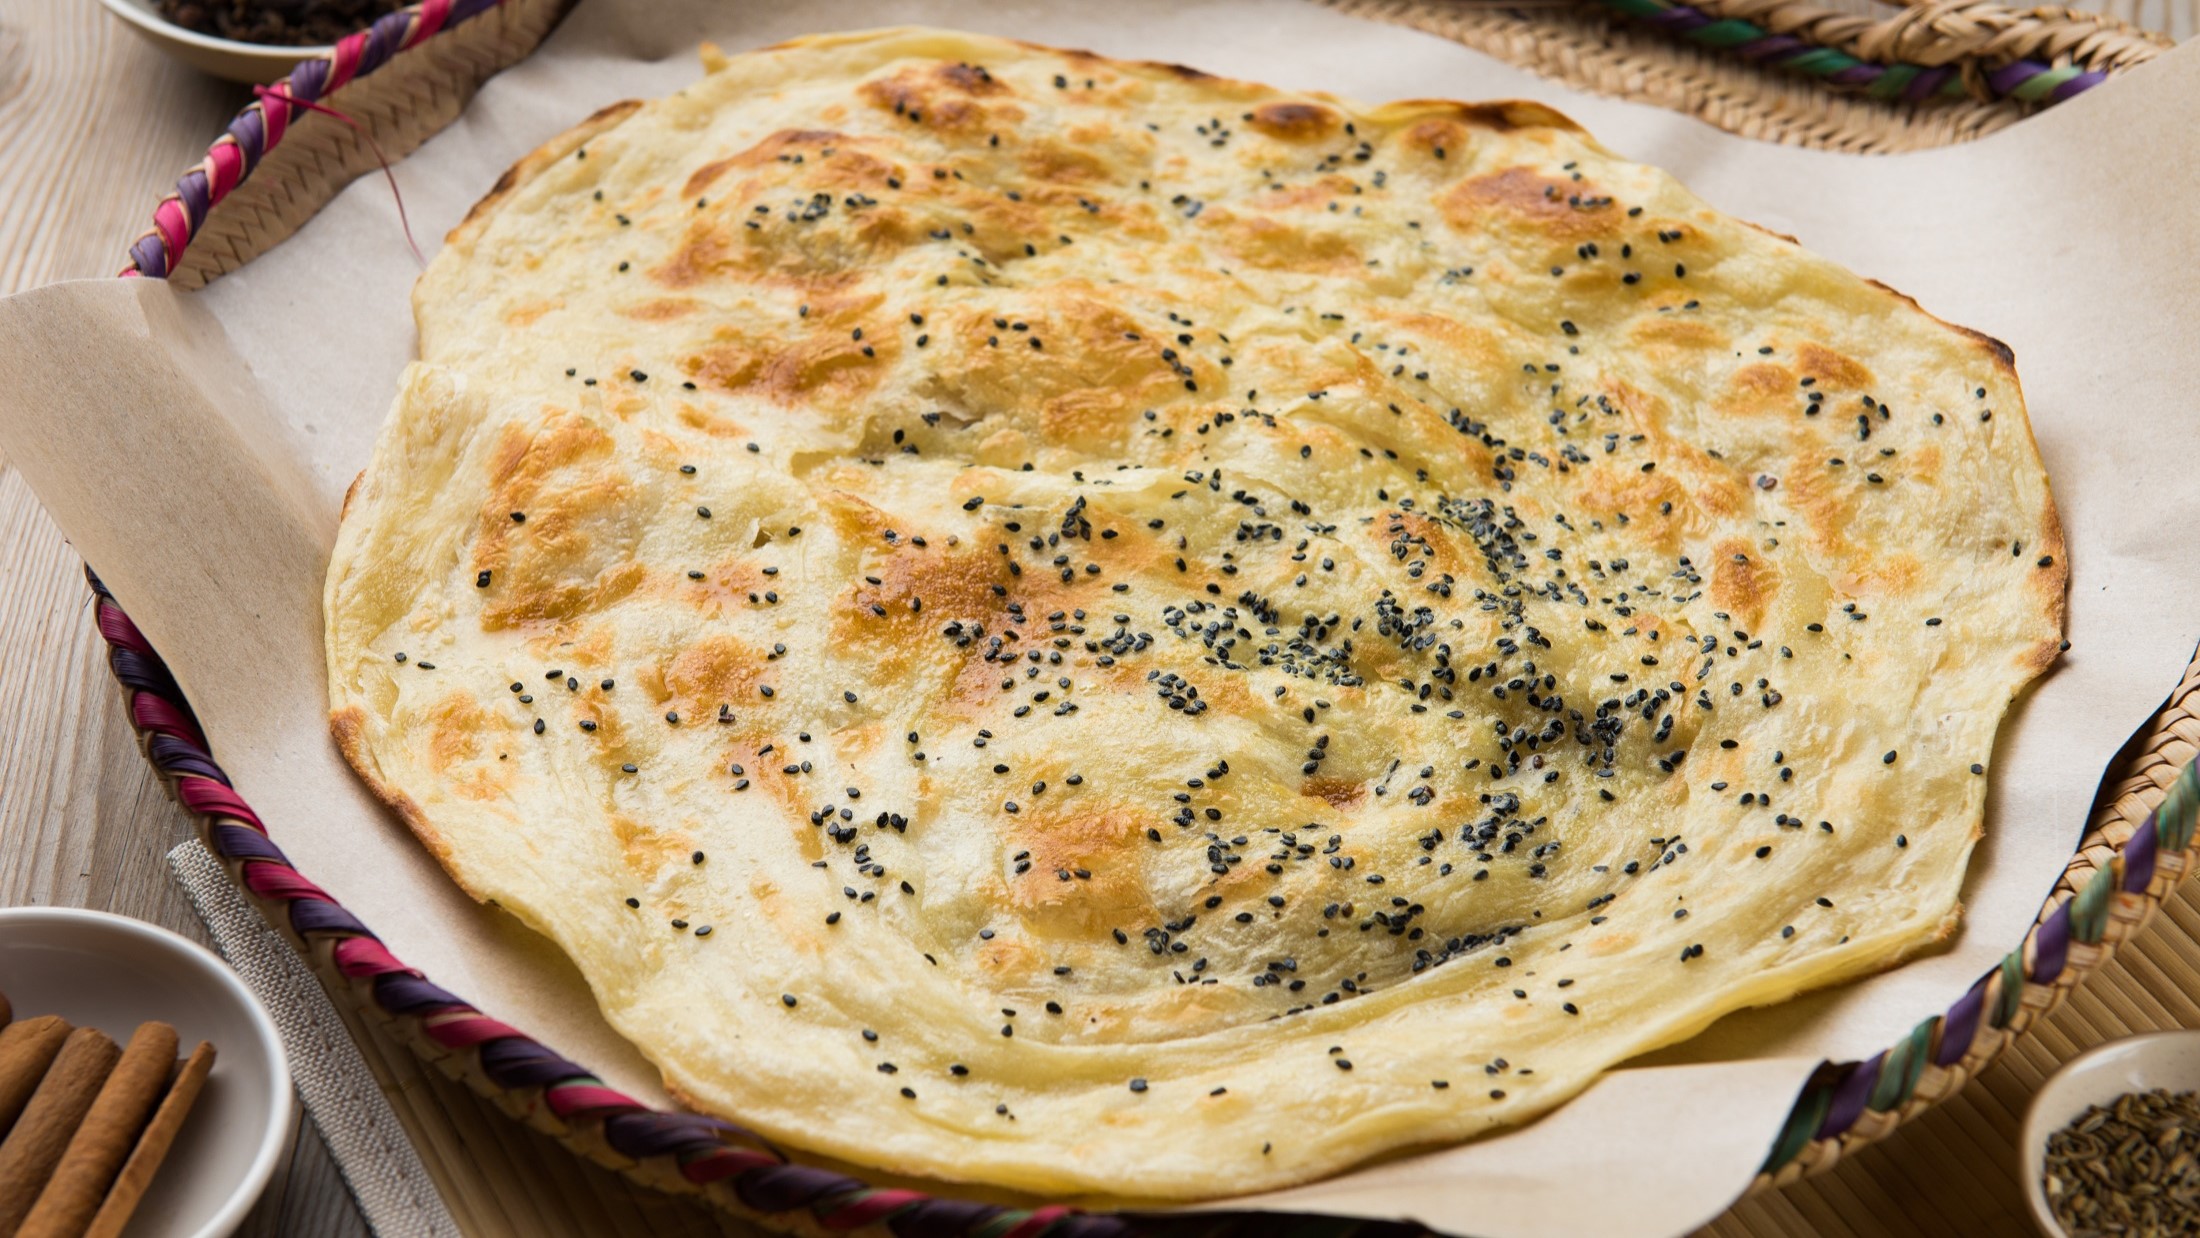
top-left (0, 907), bottom-right (291, 1238)
top-left (96, 0), bottom-right (332, 84)
top-left (2022, 1030), bottom-right (2200, 1237)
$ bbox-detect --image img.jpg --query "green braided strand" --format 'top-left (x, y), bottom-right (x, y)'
top-left (1991, 948), bottom-right (2026, 1028)
top-left (2070, 860), bottom-right (2120, 943)
top-left (2159, 761), bottom-right (2200, 852)
top-left (1761, 1080), bottom-right (1833, 1173)
top-left (1866, 1018), bottom-right (1936, 1112)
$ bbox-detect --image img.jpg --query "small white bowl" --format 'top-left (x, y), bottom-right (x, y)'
top-left (2022, 1030), bottom-right (2200, 1237)
top-left (0, 907), bottom-right (292, 1238)
top-left (96, 0), bottom-right (332, 84)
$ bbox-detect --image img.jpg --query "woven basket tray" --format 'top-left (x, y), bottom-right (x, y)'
top-left (104, 0), bottom-right (2200, 1232)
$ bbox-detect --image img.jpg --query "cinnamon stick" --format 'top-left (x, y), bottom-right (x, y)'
top-left (17, 1023), bottom-right (179, 1238)
top-left (0, 1028), bottom-right (118, 1237)
top-left (0, 1021), bottom-right (70, 1139)
top-left (80, 1042), bottom-right (214, 1238)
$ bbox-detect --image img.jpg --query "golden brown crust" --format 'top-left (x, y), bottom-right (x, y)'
top-left (451, 99), bottom-right (646, 244)
top-left (330, 705), bottom-right (455, 869)
top-left (327, 26), bottom-right (2064, 1202)
top-left (1379, 98), bottom-right (1583, 133)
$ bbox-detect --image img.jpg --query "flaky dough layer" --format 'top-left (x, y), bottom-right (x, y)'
top-left (327, 27), bottom-right (2064, 1200)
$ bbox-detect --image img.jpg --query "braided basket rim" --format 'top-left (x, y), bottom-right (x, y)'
top-left (98, 0), bottom-right (2200, 1229)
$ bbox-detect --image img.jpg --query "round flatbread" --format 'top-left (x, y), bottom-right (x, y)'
top-left (326, 27), bottom-right (2065, 1199)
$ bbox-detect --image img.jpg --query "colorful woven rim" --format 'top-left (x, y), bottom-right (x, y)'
top-left (1594, 0), bottom-right (2108, 103)
top-left (96, 0), bottom-right (2200, 1227)
top-left (120, 0), bottom-right (513, 280)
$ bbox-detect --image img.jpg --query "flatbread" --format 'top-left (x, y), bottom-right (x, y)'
top-left (325, 27), bottom-right (2065, 1199)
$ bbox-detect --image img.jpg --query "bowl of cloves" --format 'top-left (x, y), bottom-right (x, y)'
top-left (96, 0), bottom-right (409, 84)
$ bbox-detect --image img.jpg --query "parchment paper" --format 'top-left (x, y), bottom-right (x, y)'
top-left (4, 2), bottom-right (2199, 1233)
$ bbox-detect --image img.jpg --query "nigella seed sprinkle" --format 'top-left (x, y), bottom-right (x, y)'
top-left (1129, 1078), bottom-right (1148, 1092)
top-left (782, 994), bottom-right (797, 1007)
top-left (1335, 1059), bottom-right (1353, 1071)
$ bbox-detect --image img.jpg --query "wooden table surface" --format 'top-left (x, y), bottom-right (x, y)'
top-left (3, 3), bottom-right (2195, 1235)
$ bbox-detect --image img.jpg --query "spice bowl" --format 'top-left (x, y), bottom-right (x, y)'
top-left (2023, 1030), bottom-right (2200, 1236)
top-left (0, 907), bottom-right (292, 1237)
top-left (95, 0), bottom-right (332, 84)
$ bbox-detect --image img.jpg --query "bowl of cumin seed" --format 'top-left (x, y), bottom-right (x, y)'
top-left (2025, 1031), bottom-right (2200, 1237)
